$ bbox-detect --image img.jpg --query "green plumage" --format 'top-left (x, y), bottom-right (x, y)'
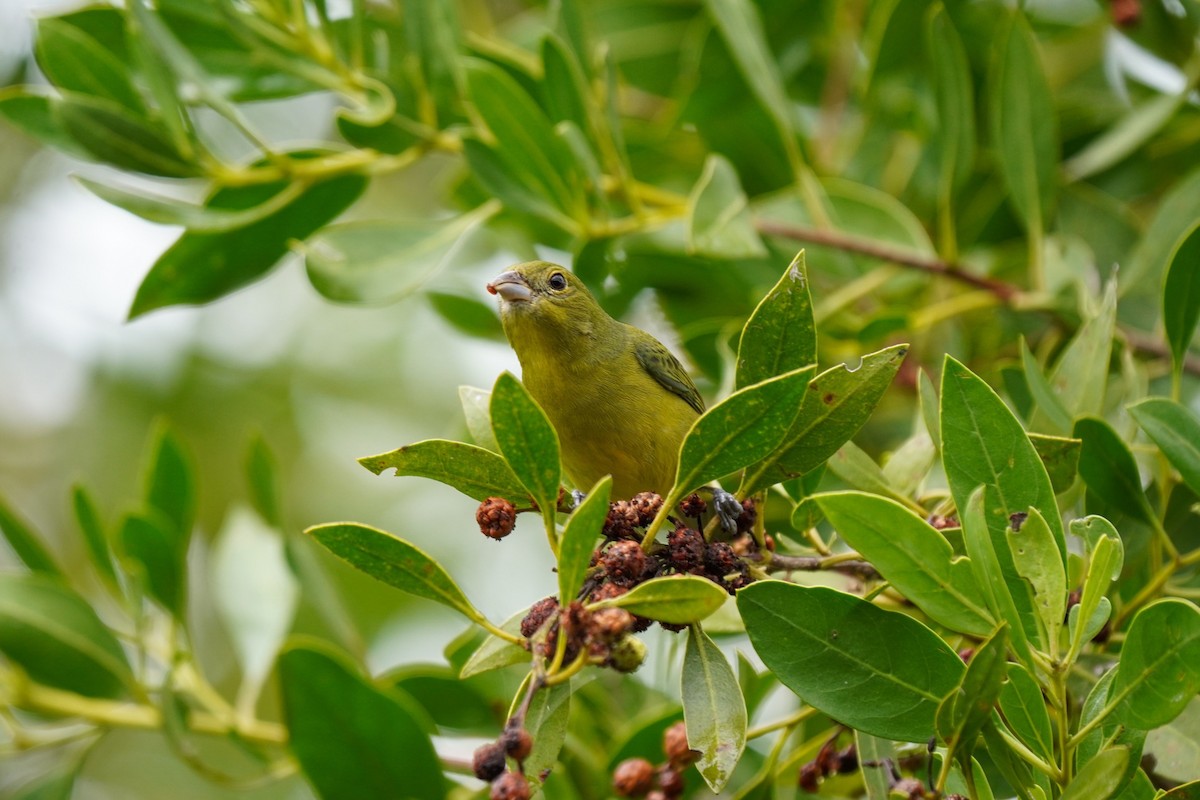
top-left (488, 261), bottom-right (702, 498)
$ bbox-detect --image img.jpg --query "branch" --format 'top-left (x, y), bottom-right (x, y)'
top-left (756, 553), bottom-right (879, 581)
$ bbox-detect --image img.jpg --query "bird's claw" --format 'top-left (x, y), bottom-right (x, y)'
top-left (713, 488), bottom-right (743, 533)
top-left (570, 489), bottom-right (587, 510)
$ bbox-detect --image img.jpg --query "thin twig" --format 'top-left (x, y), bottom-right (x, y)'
top-left (756, 553), bottom-right (879, 581)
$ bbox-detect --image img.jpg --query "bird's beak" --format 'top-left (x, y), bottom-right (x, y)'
top-left (486, 271), bottom-right (533, 303)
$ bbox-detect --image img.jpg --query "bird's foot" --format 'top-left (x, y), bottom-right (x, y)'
top-left (712, 488), bottom-right (743, 533)
top-left (570, 489), bottom-right (587, 510)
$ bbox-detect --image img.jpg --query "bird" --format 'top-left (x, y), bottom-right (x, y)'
top-left (486, 260), bottom-right (703, 501)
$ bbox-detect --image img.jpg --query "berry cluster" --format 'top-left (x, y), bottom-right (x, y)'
top-left (519, 595), bottom-right (647, 672)
top-left (472, 721), bottom-right (535, 800)
top-left (611, 721), bottom-right (699, 799)
top-left (797, 735), bottom-right (859, 793)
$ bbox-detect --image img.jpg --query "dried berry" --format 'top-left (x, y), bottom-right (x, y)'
top-left (667, 526), bottom-right (705, 573)
top-left (736, 498), bottom-right (757, 533)
top-left (631, 492), bottom-right (664, 526)
top-left (657, 766), bottom-right (685, 798)
top-left (602, 540), bottom-right (647, 586)
top-left (521, 596), bottom-right (559, 639)
top-left (491, 771), bottom-right (531, 800)
top-left (893, 777), bottom-right (927, 799)
top-left (472, 741), bottom-right (507, 782)
top-left (589, 582), bottom-right (628, 603)
top-left (835, 744), bottom-right (858, 774)
top-left (659, 621), bottom-right (686, 633)
top-left (612, 757), bottom-right (655, 797)
top-left (704, 541), bottom-right (738, 576)
top-left (604, 501), bottom-right (641, 539)
top-left (608, 634), bottom-right (647, 673)
top-left (730, 533), bottom-right (756, 556)
top-left (477, 497), bottom-right (517, 540)
top-left (502, 725), bottom-right (533, 762)
top-left (680, 493), bottom-right (707, 518)
top-left (798, 761), bottom-right (821, 792)
top-left (662, 721), bottom-right (698, 767)
top-left (591, 607), bottom-right (634, 641)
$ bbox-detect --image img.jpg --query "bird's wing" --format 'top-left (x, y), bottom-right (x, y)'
top-left (633, 335), bottom-right (705, 414)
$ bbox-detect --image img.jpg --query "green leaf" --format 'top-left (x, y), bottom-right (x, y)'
top-left (56, 93), bottom-right (196, 178)
top-left (461, 135), bottom-right (580, 233)
top-left (1164, 223), bottom-right (1200, 383)
top-left (998, 663), bottom-right (1055, 763)
top-left (1061, 748), bottom-right (1132, 800)
top-left (1007, 508), bottom-right (1066, 656)
top-left (75, 175), bottom-right (307, 233)
top-left (739, 581), bottom-right (965, 742)
top-left (400, 0), bottom-right (463, 121)
top-left (881, 430), bottom-right (937, 498)
top-left (303, 202), bottom-right (497, 304)
top-left (940, 356), bottom-right (1064, 643)
top-left (687, 154), bottom-right (767, 259)
top-left (245, 435), bottom-right (282, 528)
top-left (825, 442), bottom-right (912, 507)
top-left (465, 59), bottom-right (583, 219)
top-left (682, 624), bottom-right (746, 792)
top-left (71, 485), bottom-right (116, 586)
top-left (142, 423), bottom-right (195, 542)
top-left (0, 87), bottom-right (89, 158)
top-left (1068, 517), bottom-right (1122, 658)
top-left (1162, 782), bottom-right (1200, 800)
top-left (936, 625), bottom-right (1007, 757)
top-left (594, 575), bottom-right (729, 624)
top-left (735, 250), bottom-right (816, 389)
top-left (558, 476), bottom-right (611, 603)
top-left (1029, 433), bottom-right (1082, 495)
top-left (703, 0), bottom-right (800, 173)
top-left (961, 487), bottom-right (1034, 666)
top-left (385, 666), bottom-right (496, 733)
top-left (817, 491), bottom-right (993, 636)
top-left (458, 387), bottom-right (499, 452)
top-left (1112, 599), bottom-right (1200, 729)
top-left (1127, 166), bottom-right (1200, 290)
top-left (279, 641), bottom-right (445, 800)
top-left (927, 7), bottom-right (974, 196)
top-left (306, 522), bottom-right (481, 621)
top-left (490, 372), bottom-right (562, 519)
top-left (0, 574), bottom-right (134, 698)
top-left (673, 365), bottom-right (815, 500)
top-left (119, 511), bottom-right (187, 619)
top-left (857, 732), bottom-right (896, 800)
top-left (359, 439), bottom-right (530, 503)
top-left (1074, 416), bottom-right (1159, 529)
top-left (540, 33), bottom-right (591, 135)
top-left (1129, 398), bottom-right (1200, 497)
top-left (1078, 666), bottom-right (1147, 794)
top-left (741, 344), bottom-right (908, 495)
top-left (1036, 280), bottom-right (1116, 425)
top-left (35, 19), bottom-right (144, 113)
top-left (920, 368), bottom-right (941, 451)
top-left (989, 11), bottom-right (1057, 231)
top-left (0, 494), bottom-right (63, 577)
top-left (427, 291), bottom-right (505, 342)
top-left (459, 608), bottom-right (529, 679)
top-left (1021, 338), bottom-right (1073, 435)
top-left (523, 682), bottom-right (572, 780)
top-left (129, 173), bottom-right (367, 318)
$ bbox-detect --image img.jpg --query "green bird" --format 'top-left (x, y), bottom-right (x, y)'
top-left (486, 261), bottom-right (703, 501)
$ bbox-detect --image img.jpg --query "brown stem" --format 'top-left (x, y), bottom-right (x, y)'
top-left (755, 219), bottom-right (1021, 301)
top-left (756, 553), bottom-right (879, 581)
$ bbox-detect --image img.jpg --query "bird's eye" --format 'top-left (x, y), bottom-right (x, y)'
top-left (548, 272), bottom-right (568, 291)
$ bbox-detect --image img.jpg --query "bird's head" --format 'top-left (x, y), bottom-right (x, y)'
top-left (487, 261), bottom-right (604, 338)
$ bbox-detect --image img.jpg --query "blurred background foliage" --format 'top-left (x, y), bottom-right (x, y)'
top-left (1, 0), bottom-right (1199, 796)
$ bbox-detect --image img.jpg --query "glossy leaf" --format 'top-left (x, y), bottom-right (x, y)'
top-left (1029, 433), bottom-right (1082, 495)
top-left (400, 0), bottom-right (462, 120)
top-left (927, 6), bottom-right (974, 197)
top-left (461, 135), bottom-right (580, 232)
top-left (0, 88), bottom-right (89, 158)
top-left (735, 250), bottom-right (816, 389)
top-left (962, 487), bottom-right (1034, 666)
top-left (1021, 338), bottom-right (1072, 435)
top-left (1127, 166), bottom-right (1200, 290)
top-left (1065, 84), bottom-right (1195, 182)
top-left (1112, 599), bottom-right (1200, 729)
top-left (304, 202), bottom-right (496, 304)
top-left (739, 581), bottom-right (964, 742)
top-left (687, 153), bottom-right (767, 259)
top-left (458, 387), bottom-right (499, 452)
top-left (35, 18), bottom-right (144, 113)
top-left (817, 491), bottom-right (993, 635)
top-left (0, 494), bottom-right (62, 576)
top-left (0, 574), bottom-right (134, 698)
top-left (490, 372), bottom-right (562, 518)
top-left (595, 575), bottom-right (728, 624)
top-left (919, 368), bottom-right (941, 451)
top-left (1007, 507), bottom-right (1065, 655)
top-left (825, 442), bottom-right (912, 507)
top-left (71, 485), bottom-right (116, 586)
top-left (673, 365), bottom-right (815, 499)
top-left (741, 345), bottom-right (907, 494)
top-left (57, 93), bottom-right (196, 178)
top-left (1129, 398), bottom-right (1200, 496)
top-left (359, 439), bottom-right (530, 503)
top-left (936, 625), bottom-right (1007, 756)
top-left (1068, 517), bottom-right (1122, 658)
top-left (142, 423), bottom-right (195, 542)
top-left (459, 608), bottom-right (529, 679)
top-left (1164, 223), bottom-right (1200, 382)
top-left (998, 663), bottom-right (1055, 763)
top-left (989, 12), bottom-right (1057, 231)
top-left (306, 523), bottom-right (480, 621)
top-left (558, 476), bottom-right (611, 603)
top-left (385, 666), bottom-right (496, 733)
top-left (130, 173), bottom-right (367, 318)
top-left (1038, 280), bottom-right (1116, 424)
top-left (427, 291), bottom-right (505, 342)
top-left (683, 624), bottom-right (746, 791)
top-left (119, 511), bottom-right (186, 618)
top-left (1078, 666), bottom-right (1147, 793)
top-left (1061, 747), bottom-right (1131, 800)
top-left (1074, 416), bottom-right (1158, 529)
top-left (540, 33), bottom-right (591, 135)
top-left (279, 642), bottom-right (444, 800)
top-left (524, 682), bottom-right (572, 781)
